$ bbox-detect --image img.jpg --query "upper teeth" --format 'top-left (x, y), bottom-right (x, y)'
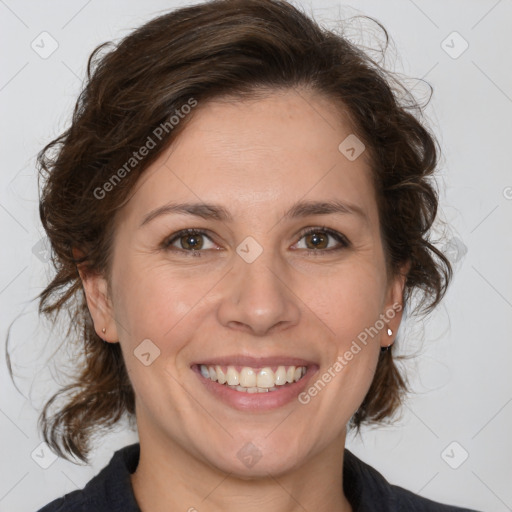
top-left (200, 364), bottom-right (306, 388)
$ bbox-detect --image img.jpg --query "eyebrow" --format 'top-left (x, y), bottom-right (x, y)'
top-left (140, 199), bottom-right (368, 228)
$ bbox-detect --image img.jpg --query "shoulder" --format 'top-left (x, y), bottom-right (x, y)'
top-left (391, 483), bottom-right (479, 511)
top-left (34, 473), bottom-right (107, 512)
top-left (343, 448), bottom-right (481, 512)
top-left (35, 492), bottom-right (95, 512)
top-left (34, 443), bottom-right (141, 512)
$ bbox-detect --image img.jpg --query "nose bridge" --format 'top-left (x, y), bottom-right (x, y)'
top-left (217, 241), bottom-right (300, 335)
top-left (235, 231), bottom-right (280, 286)
top-left (238, 246), bottom-right (281, 296)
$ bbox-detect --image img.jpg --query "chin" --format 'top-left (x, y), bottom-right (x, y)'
top-left (197, 437), bottom-right (306, 479)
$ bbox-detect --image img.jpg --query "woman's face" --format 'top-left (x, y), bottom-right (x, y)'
top-left (85, 89), bottom-right (407, 476)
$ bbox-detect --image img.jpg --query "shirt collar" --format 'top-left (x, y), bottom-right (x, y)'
top-left (93, 442), bottom-right (395, 511)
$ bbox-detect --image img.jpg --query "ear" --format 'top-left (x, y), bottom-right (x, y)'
top-left (380, 259), bottom-right (411, 348)
top-left (73, 248), bottom-right (119, 343)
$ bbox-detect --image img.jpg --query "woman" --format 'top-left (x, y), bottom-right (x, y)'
top-left (27, 0), bottom-right (480, 510)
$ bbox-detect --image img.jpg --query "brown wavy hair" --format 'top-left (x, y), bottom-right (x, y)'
top-left (6, 0), bottom-right (452, 464)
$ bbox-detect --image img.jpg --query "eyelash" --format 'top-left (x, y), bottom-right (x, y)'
top-left (161, 227), bottom-right (350, 257)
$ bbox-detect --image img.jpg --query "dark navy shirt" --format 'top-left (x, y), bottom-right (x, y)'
top-left (36, 443), bottom-right (480, 511)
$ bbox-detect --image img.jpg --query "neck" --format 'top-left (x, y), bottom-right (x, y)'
top-left (130, 421), bottom-right (353, 512)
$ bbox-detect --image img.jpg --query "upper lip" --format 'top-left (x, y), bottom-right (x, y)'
top-left (191, 355), bottom-right (315, 368)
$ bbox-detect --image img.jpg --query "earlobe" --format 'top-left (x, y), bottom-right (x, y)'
top-left (73, 248), bottom-right (119, 343)
top-left (381, 260), bottom-right (410, 349)
top-left (381, 327), bottom-right (394, 352)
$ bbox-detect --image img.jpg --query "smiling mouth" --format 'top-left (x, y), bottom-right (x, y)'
top-left (196, 364), bottom-right (307, 393)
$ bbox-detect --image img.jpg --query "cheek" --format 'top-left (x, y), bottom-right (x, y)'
top-left (301, 262), bottom-right (386, 341)
top-left (110, 253), bottom-right (209, 342)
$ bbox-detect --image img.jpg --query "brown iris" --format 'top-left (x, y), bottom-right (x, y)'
top-left (180, 233), bottom-right (204, 250)
top-left (304, 231), bottom-right (329, 250)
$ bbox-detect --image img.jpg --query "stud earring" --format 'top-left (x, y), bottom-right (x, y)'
top-left (381, 327), bottom-right (394, 352)
top-left (101, 328), bottom-right (106, 334)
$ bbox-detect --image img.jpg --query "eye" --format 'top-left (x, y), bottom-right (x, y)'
top-left (161, 226), bottom-right (350, 257)
top-left (293, 227), bottom-right (349, 253)
top-left (162, 229), bottom-right (218, 256)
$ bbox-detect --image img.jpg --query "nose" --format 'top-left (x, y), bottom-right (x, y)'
top-left (216, 250), bottom-right (301, 337)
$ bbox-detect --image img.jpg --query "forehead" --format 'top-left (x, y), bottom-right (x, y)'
top-left (122, 89), bottom-right (378, 227)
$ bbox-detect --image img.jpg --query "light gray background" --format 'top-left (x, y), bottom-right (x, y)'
top-left (1, 1), bottom-right (511, 511)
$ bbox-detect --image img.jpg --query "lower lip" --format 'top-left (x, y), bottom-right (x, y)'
top-left (192, 365), bottom-right (318, 411)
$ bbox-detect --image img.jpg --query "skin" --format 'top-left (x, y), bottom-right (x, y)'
top-left (79, 89), bottom-right (409, 512)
